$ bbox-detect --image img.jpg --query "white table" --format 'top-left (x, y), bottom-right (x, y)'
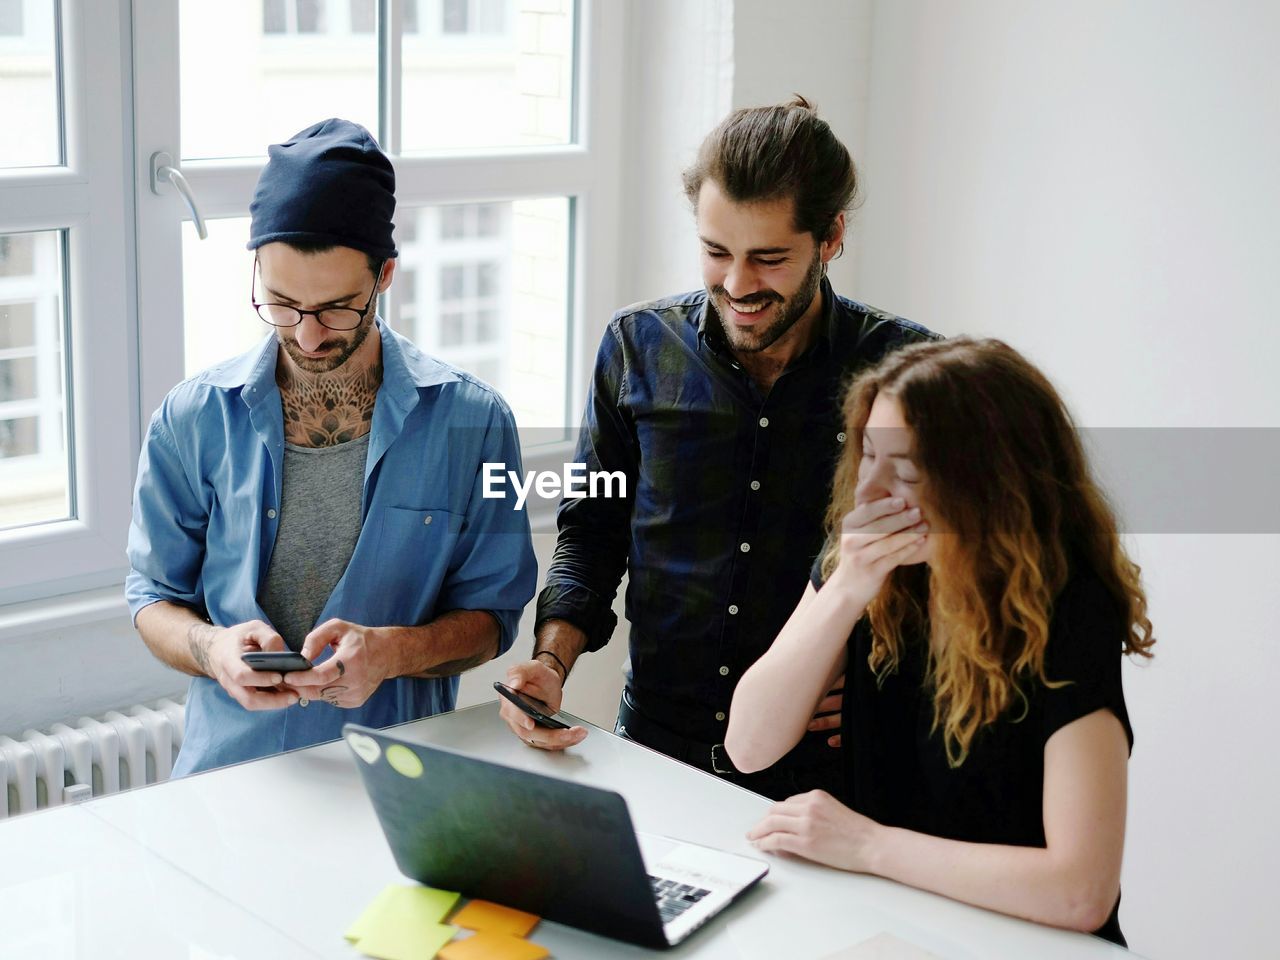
top-left (0, 802), bottom-right (319, 958)
top-left (1, 703), bottom-right (1140, 958)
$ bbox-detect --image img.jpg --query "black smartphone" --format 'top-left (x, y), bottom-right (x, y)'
top-left (242, 651), bottom-right (314, 673)
top-left (493, 681), bottom-right (571, 729)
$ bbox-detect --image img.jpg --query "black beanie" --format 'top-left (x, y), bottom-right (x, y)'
top-left (247, 118), bottom-right (398, 260)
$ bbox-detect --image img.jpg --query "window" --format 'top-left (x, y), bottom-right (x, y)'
top-left (442, 0), bottom-right (505, 35)
top-left (0, 231), bottom-right (69, 530)
top-left (0, 0), bottom-right (618, 605)
top-left (391, 199), bottom-right (569, 427)
top-left (400, 0), bottom-right (574, 152)
top-left (0, 2), bottom-right (135, 603)
top-left (263, 0), bottom-right (326, 34)
top-left (0, 0), bottom-right (61, 168)
top-left (349, 0), bottom-right (376, 33)
top-left (440, 202), bottom-right (503, 240)
top-left (0, 0), bottom-right (22, 37)
top-left (182, 1), bottom-right (379, 161)
top-left (438, 261), bottom-right (502, 346)
top-left (137, 0), bottom-right (621, 445)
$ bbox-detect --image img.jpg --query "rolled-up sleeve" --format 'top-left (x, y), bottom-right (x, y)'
top-left (438, 396), bottom-right (538, 655)
top-left (124, 405), bottom-right (209, 623)
top-left (534, 322), bottom-right (637, 652)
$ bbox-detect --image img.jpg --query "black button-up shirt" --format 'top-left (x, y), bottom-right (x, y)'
top-left (536, 278), bottom-right (939, 751)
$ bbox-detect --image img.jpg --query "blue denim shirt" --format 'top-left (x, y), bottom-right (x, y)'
top-left (126, 320), bottom-right (537, 775)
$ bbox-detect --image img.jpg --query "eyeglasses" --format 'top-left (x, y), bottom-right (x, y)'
top-left (250, 256), bottom-right (386, 331)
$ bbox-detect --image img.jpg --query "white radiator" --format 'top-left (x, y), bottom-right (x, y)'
top-left (0, 697), bottom-right (186, 819)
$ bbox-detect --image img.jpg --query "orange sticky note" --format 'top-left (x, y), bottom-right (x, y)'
top-left (448, 900), bottom-right (540, 938)
top-left (438, 931), bottom-right (550, 960)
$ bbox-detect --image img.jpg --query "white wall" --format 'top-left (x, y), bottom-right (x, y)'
top-left (616, 0), bottom-right (878, 305)
top-left (854, 3), bottom-right (1280, 958)
top-left (732, 0), bottom-right (874, 298)
top-left (0, 599), bottom-right (181, 734)
top-left (614, 0), bottom-right (734, 306)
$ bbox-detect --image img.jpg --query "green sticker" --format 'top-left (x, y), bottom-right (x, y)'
top-left (347, 732), bottom-right (381, 764)
top-left (385, 743), bottom-right (424, 778)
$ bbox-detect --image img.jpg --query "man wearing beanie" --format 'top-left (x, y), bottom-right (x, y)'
top-left (126, 119), bottom-right (537, 776)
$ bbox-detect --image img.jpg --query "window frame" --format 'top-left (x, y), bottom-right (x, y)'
top-left (0, 0), bottom-right (137, 606)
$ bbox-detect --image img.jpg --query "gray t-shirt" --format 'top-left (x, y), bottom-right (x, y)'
top-left (258, 434), bottom-right (369, 652)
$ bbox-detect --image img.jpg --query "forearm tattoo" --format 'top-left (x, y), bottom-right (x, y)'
top-left (187, 622), bottom-right (217, 677)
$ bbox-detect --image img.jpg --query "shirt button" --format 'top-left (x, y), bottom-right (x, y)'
top-left (423, 515), bottom-right (433, 525)
top-left (750, 480), bottom-right (761, 491)
top-left (728, 604), bottom-right (739, 615)
top-left (718, 666), bottom-right (730, 676)
top-left (758, 417), bottom-right (769, 428)
top-left (837, 431), bottom-right (847, 443)
top-left (715, 711), bottom-right (726, 722)
top-left (298, 697), bottom-right (309, 708)
top-left (739, 542), bottom-right (750, 553)
top-left (266, 508), bottom-right (277, 519)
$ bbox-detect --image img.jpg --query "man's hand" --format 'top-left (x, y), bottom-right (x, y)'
top-left (499, 660), bottom-right (587, 750)
top-left (286, 619), bottom-right (385, 708)
top-left (200, 620), bottom-right (300, 711)
top-left (806, 674), bottom-right (844, 748)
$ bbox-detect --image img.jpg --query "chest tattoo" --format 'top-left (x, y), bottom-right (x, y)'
top-left (278, 362), bottom-right (382, 447)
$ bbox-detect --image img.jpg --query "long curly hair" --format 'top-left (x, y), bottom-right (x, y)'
top-left (820, 338), bottom-right (1154, 766)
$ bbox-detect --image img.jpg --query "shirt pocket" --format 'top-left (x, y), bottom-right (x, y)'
top-left (783, 422), bottom-right (844, 509)
top-left (362, 506), bottom-right (463, 625)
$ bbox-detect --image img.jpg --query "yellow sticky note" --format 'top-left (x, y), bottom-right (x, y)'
top-left (438, 931), bottom-right (550, 960)
top-left (346, 886), bottom-right (405, 942)
top-left (345, 884), bottom-right (462, 956)
top-left (354, 919), bottom-right (457, 960)
top-left (449, 900), bottom-right (540, 938)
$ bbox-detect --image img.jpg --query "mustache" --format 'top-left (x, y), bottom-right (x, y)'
top-left (710, 286), bottom-right (783, 306)
top-left (284, 338), bottom-right (341, 355)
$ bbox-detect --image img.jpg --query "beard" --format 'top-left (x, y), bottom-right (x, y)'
top-left (708, 246), bottom-right (824, 354)
top-left (279, 315), bottom-right (375, 373)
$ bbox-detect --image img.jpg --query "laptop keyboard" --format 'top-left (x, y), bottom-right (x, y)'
top-left (648, 874), bottom-right (712, 925)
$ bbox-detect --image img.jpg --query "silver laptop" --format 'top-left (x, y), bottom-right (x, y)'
top-left (343, 723), bottom-right (768, 949)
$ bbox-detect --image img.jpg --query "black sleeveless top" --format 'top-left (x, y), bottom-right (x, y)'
top-left (811, 559), bottom-right (1133, 947)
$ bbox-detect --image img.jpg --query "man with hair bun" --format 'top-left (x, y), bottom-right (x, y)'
top-left (127, 118), bottom-right (536, 776)
top-left (500, 97), bottom-right (939, 800)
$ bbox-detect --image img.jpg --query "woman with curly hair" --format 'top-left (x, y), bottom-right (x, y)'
top-left (725, 337), bottom-right (1154, 946)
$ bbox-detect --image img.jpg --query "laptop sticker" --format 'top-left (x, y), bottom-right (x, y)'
top-left (386, 743), bottom-right (425, 778)
top-left (347, 730), bottom-right (382, 764)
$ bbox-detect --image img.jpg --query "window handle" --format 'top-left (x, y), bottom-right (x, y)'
top-left (149, 151), bottom-right (208, 240)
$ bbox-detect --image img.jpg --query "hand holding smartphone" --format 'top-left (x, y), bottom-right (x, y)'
top-left (241, 651), bottom-right (314, 673)
top-left (494, 680), bottom-right (571, 729)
